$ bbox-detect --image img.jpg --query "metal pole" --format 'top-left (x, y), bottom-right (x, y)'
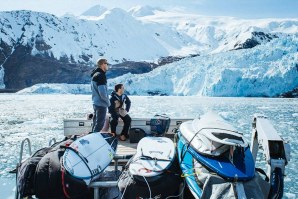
top-left (114, 159), bottom-right (118, 171)
top-left (49, 138), bottom-right (57, 146)
top-left (89, 181), bottom-right (118, 188)
top-left (16, 138), bottom-right (32, 199)
top-left (19, 138), bottom-right (32, 163)
top-left (15, 163), bottom-right (19, 199)
top-left (93, 188), bottom-right (99, 199)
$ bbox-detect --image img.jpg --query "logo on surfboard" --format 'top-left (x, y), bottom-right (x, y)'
top-left (79, 139), bottom-right (90, 145)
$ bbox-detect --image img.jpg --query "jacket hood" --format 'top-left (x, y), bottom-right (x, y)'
top-left (111, 91), bottom-right (117, 97)
top-left (111, 91), bottom-right (125, 101)
top-left (91, 67), bottom-right (105, 77)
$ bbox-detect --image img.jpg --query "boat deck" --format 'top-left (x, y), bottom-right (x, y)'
top-left (116, 140), bottom-right (138, 155)
top-left (90, 134), bottom-right (176, 199)
top-left (115, 133), bottom-right (174, 156)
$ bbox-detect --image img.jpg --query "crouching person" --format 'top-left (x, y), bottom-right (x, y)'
top-left (109, 84), bottom-right (131, 141)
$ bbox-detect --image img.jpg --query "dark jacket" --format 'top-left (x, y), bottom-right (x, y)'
top-left (91, 68), bottom-right (110, 107)
top-left (108, 91), bottom-right (131, 117)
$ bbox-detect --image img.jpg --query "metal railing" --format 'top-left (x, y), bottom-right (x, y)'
top-left (15, 138), bottom-right (133, 199)
top-left (48, 138), bottom-right (57, 146)
top-left (89, 154), bottom-right (133, 199)
top-left (19, 138), bottom-right (32, 163)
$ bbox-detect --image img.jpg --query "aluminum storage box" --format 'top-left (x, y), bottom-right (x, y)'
top-left (64, 118), bottom-right (192, 137)
top-left (64, 119), bottom-right (93, 136)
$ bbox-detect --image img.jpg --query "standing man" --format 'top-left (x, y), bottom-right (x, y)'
top-left (91, 58), bottom-right (110, 133)
top-left (109, 84), bottom-right (131, 141)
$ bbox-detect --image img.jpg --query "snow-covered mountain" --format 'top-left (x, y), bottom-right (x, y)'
top-left (0, 8), bottom-right (199, 65)
top-left (136, 11), bottom-right (298, 54)
top-left (128, 5), bottom-right (163, 17)
top-left (1, 6), bottom-right (298, 96)
top-left (80, 5), bottom-right (108, 17)
top-left (0, 8), bottom-right (199, 89)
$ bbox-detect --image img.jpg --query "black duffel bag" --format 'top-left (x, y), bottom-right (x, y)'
top-left (17, 146), bottom-right (53, 198)
top-left (129, 128), bottom-right (146, 143)
top-left (34, 140), bottom-right (92, 199)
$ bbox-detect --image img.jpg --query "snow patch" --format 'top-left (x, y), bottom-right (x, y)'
top-left (17, 83), bottom-right (91, 94)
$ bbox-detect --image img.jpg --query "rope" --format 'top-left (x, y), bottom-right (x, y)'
top-left (143, 175), bottom-right (152, 199)
top-left (119, 171), bottom-right (130, 199)
top-left (61, 166), bottom-right (71, 198)
top-left (181, 168), bottom-right (201, 178)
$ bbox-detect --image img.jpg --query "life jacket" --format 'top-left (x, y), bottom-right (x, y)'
top-left (109, 91), bottom-right (131, 117)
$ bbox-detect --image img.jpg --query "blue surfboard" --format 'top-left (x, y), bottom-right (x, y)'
top-left (178, 132), bottom-right (255, 181)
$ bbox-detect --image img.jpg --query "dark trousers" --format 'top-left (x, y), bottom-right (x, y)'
top-left (110, 114), bottom-right (131, 136)
top-left (92, 105), bottom-right (107, 132)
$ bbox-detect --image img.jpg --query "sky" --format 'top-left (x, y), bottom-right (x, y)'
top-left (0, 0), bottom-right (298, 19)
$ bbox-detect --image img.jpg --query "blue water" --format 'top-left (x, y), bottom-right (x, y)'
top-left (0, 94), bottom-right (297, 198)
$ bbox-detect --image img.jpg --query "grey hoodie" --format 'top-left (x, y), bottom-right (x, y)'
top-left (90, 67), bottom-right (110, 107)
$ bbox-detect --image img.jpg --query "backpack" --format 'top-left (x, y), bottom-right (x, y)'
top-left (150, 114), bottom-right (171, 136)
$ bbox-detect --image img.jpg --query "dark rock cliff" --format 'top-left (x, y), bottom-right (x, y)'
top-left (234, 31), bottom-right (278, 50)
top-left (2, 43), bottom-right (91, 89)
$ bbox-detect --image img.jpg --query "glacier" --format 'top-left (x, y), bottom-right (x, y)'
top-left (109, 34), bottom-right (298, 97)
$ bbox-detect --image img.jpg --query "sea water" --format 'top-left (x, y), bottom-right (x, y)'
top-left (0, 94), bottom-right (297, 198)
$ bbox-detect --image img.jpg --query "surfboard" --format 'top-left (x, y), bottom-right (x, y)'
top-left (178, 112), bottom-right (254, 182)
top-left (180, 112), bottom-right (248, 156)
top-left (129, 137), bottom-right (175, 177)
top-left (62, 133), bottom-right (116, 183)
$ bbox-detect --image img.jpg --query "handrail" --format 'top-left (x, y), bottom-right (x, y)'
top-left (48, 138), bottom-right (57, 146)
top-left (90, 154), bottom-right (133, 199)
top-left (19, 138), bottom-right (32, 163)
top-left (113, 154), bottom-right (133, 172)
top-left (89, 181), bottom-right (118, 188)
top-left (16, 138), bottom-right (32, 199)
top-left (89, 181), bottom-right (119, 199)
top-left (113, 154), bottom-right (133, 160)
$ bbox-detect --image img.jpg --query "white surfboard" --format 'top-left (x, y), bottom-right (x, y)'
top-left (62, 133), bottom-right (116, 183)
top-left (129, 137), bottom-right (175, 177)
top-left (179, 112), bottom-right (248, 156)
